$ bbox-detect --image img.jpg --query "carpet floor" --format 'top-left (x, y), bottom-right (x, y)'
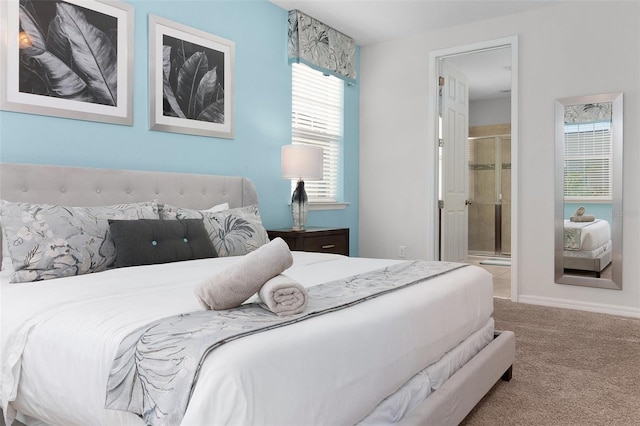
top-left (461, 298), bottom-right (640, 426)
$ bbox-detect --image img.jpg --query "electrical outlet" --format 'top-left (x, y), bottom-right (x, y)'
top-left (398, 245), bottom-right (406, 258)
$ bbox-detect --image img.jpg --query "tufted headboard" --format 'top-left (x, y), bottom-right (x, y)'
top-left (0, 163), bottom-right (259, 264)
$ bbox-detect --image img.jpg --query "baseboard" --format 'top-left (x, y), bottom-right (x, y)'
top-left (517, 295), bottom-right (640, 319)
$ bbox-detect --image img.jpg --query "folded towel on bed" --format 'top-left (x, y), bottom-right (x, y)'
top-left (195, 237), bottom-right (293, 310)
top-left (574, 206), bottom-right (586, 216)
top-left (570, 214), bottom-right (595, 222)
top-left (258, 274), bottom-right (308, 316)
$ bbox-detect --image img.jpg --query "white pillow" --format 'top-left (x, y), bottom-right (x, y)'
top-left (161, 202), bottom-right (229, 220)
top-left (205, 202), bottom-right (229, 213)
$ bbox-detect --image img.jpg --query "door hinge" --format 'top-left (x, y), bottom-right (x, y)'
top-left (438, 200), bottom-right (444, 209)
top-left (438, 76), bottom-right (445, 87)
top-left (438, 138), bottom-right (444, 147)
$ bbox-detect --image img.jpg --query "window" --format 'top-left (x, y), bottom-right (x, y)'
top-left (291, 63), bottom-right (344, 203)
top-left (564, 121), bottom-right (612, 201)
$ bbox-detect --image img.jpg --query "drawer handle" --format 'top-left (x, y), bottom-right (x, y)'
top-left (322, 244), bottom-right (336, 249)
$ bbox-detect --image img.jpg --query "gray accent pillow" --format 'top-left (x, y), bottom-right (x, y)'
top-left (109, 219), bottom-right (217, 267)
top-left (0, 200), bottom-right (158, 282)
top-left (161, 204), bottom-right (270, 257)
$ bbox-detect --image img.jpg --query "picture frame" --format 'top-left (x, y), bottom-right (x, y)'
top-left (149, 15), bottom-right (235, 139)
top-left (0, 0), bottom-right (134, 126)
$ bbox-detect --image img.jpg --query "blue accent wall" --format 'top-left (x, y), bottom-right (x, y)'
top-left (564, 203), bottom-right (613, 227)
top-left (0, 0), bottom-right (361, 255)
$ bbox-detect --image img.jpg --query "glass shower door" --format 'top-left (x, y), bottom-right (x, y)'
top-left (468, 136), bottom-right (497, 255)
top-left (500, 136), bottom-right (511, 256)
top-left (468, 134), bottom-right (511, 257)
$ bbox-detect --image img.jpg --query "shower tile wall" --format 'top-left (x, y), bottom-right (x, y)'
top-left (468, 135), bottom-right (511, 255)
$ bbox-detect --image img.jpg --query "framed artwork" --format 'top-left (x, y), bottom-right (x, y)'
top-left (149, 15), bottom-right (235, 139)
top-left (0, 0), bottom-right (134, 125)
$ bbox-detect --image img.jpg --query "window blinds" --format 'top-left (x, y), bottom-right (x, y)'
top-left (564, 121), bottom-right (612, 200)
top-left (291, 62), bottom-right (343, 202)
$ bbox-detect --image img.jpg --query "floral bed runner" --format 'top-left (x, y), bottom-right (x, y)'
top-left (564, 219), bottom-right (601, 250)
top-left (105, 260), bottom-right (467, 425)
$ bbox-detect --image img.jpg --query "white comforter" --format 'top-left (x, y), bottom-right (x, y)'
top-left (1, 252), bottom-right (492, 426)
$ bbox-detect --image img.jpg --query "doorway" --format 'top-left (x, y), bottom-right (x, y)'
top-left (430, 36), bottom-right (518, 301)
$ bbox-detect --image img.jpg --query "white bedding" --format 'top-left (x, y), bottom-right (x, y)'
top-left (563, 219), bottom-right (611, 251)
top-left (564, 240), bottom-right (612, 259)
top-left (358, 318), bottom-right (495, 424)
top-left (1, 252), bottom-right (493, 426)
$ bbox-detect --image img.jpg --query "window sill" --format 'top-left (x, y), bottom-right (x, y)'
top-left (564, 198), bottom-right (613, 204)
top-left (309, 202), bottom-right (349, 211)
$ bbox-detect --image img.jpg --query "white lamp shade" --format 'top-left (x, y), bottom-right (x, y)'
top-left (281, 145), bottom-right (324, 180)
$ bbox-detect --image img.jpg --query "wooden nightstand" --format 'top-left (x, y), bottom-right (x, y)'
top-left (267, 227), bottom-right (349, 256)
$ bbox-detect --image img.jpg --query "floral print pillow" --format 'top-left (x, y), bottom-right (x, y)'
top-left (0, 200), bottom-right (159, 283)
top-left (162, 204), bottom-right (269, 257)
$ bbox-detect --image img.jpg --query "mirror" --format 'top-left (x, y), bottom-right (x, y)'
top-left (555, 92), bottom-right (623, 290)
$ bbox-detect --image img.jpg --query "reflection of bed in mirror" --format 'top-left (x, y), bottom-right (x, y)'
top-left (563, 219), bottom-right (611, 277)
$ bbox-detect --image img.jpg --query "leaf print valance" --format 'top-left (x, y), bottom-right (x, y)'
top-left (287, 9), bottom-right (357, 83)
top-left (564, 102), bottom-right (612, 124)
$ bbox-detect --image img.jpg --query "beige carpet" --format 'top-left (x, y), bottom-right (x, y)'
top-left (462, 298), bottom-right (640, 426)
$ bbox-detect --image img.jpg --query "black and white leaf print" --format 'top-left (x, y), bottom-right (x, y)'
top-left (162, 35), bottom-right (225, 124)
top-left (18, 0), bottom-right (118, 106)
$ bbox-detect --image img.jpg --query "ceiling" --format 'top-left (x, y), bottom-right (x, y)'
top-left (269, 0), bottom-right (562, 46)
top-left (444, 47), bottom-right (512, 101)
top-left (269, 0), bottom-right (563, 101)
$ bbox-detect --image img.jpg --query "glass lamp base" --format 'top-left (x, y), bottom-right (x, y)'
top-left (291, 179), bottom-right (308, 230)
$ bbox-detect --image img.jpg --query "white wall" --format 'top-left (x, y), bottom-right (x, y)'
top-left (470, 97), bottom-right (510, 127)
top-left (359, 2), bottom-right (640, 317)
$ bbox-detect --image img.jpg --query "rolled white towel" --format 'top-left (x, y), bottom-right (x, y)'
top-left (195, 237), bottom-right (292, 310)
top-left (259, 274), bottom-right (308, 316)
top-left (570, 214), bottom-right (595, 222)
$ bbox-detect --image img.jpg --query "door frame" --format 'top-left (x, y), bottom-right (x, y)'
top-left (428, 35), bottom-right (519, 302)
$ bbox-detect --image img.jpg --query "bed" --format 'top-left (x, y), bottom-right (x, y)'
top-left (0, 163), bottom-right (515, 426)
top-left (563, 219), bottom-right (612, 277)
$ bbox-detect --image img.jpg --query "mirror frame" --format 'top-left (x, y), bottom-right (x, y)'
top-left (554, 92), bottom-right (623, 290)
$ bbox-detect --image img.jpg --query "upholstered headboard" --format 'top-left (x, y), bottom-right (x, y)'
top-left (0, 163), bottom-right (259, 263)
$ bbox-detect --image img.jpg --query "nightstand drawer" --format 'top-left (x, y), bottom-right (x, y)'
top-left (267, 227), bottom-right (349, 256)
top-left (302, 234), bottom-right (348, 255)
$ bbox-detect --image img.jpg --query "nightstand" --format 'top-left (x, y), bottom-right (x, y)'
top-left (267, 227), bottom-right (349, 256)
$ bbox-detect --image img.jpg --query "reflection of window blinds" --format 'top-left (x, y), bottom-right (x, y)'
top-left (564, 121), bottom-right (612, 200)
top-left (291, 63), bottom-right (343, 202)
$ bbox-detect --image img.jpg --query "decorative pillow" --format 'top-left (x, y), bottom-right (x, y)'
top-left (109, 219), bottom-right (217, 267)
top-left (0, 200), bottom-right (158, 283)
top-left (2, 234), bottom-right (14, 274)
top-left (160, 202), bottom-right (229, 220)
top-left (1, 231), bottom-right (14, 279)
top-left (162, 204), bottom-right (270, 257)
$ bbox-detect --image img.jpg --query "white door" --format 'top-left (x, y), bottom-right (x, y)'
top-left (440, 60), bottom-right (469, 262)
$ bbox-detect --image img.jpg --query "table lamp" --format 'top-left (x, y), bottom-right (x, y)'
top-left (281, 144), bottom-right (323, 230)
